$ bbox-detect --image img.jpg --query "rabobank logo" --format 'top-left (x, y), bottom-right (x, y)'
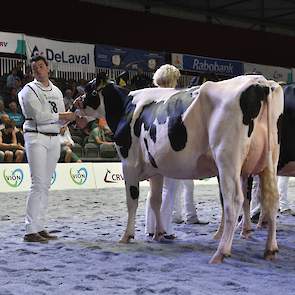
top-left (193, 58), bottom-right (234, 74)
top-left (104, 169), bottom-right (124, 183)
top-left (70, 167), bottom-right (88, 185)
top-left (51, 171), bottom-right (57, 186)
top-left (3, 168), bottom-right (24, 188)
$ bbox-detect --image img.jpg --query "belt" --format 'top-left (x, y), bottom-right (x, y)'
top-left (24, 130), bottom-right (59, 136)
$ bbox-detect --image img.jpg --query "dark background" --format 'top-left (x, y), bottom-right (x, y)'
top-left (2, 0), bottom-right (292, 67)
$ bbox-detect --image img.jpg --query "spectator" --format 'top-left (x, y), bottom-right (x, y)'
top-left (6, 68), bottom-right (19, 89)
top-left (15, 61), bottom-right (24, 81)
top-left (63, 88), bottom-right (74, 110)
top-left (6, 101), bottom-right (24, 129)
top-left (0, 114), bottom-right (10, 130)
top-left (0, 120), bottom-right (24, 162)
top-left (130, 68), bottom-right (152, 90)
top-left (0, 100), bottom-right (7, 118)
top-left (87, 119), bottom-right (114, 146)
top-left (59, 126), bottom-right (82, 163)
top-left (116, 71), bottom-right (129, 88)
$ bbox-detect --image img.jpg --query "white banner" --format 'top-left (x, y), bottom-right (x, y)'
top-left (0, 31), bottom-right (26, 55)
top-left (244, 62), bottom-right (292, 82)
top-left (0, 163), bottom-right (218, 193)
top-left (25, 35), bottom-right (95, 69)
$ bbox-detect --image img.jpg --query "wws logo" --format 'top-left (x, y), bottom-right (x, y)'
top-left (3, 168), bottom-right (24, 188)
top-left (70, 167), bottom-right (88, 185)
top-left (51, 171), bottom-right (57, 186)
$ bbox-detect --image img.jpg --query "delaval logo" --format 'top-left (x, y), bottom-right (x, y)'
top-left (51, 171), bottom-right (57, 185)
top-left (31, 45), bottom-right (89, 64)
top-left (3, 168), bottom-right (24, 188)
top-left (104, 169), bottom-right (124, 183)
top-left (70, 167), bottom-right (88, 185)
top-left (193, 58), bottom-right (234, 75)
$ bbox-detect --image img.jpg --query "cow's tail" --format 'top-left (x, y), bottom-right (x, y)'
top-left (266, 86), bottom-right (273, 169)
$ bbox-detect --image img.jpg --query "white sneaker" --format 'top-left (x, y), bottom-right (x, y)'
top-left (185, 216), bottom-right (209, 225)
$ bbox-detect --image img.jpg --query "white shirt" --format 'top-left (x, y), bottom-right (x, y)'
top-left (18, 79), bottom-right (65, 133)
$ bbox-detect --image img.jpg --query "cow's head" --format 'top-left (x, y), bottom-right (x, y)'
top-left (82, 72), bottom-right (109, 110)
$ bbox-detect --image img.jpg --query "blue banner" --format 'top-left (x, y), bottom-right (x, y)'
top-left (173, 53), bottom-right (244, 76)
top-left (95, 44), bottom-right (166, 71)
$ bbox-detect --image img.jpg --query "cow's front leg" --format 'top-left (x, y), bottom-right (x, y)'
top-left (119, 168), bottom-right (140, 243)
top-left (149, 175), bottom-right (165, 241)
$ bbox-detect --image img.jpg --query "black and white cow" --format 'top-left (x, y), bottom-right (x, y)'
top-left (74, 74), bottom-right (283, 263)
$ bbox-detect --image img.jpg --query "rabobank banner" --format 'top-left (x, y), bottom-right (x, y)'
top-left (171, 53), bottom-right (244, 76)
top-left (95, 44), bottom-right (165, 71)
top-left (244, 62), bottom-right (292, 82)
top-left (25, 35), bottom-right (95, 67)
top-left (0, 31), bottom-right (26, 55)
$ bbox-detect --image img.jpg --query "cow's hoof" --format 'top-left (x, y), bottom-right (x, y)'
top-left (152, 232), bottom-right (165, 241)
top-left (264, 249), bottom-right (279, 261)
top-left (209, 252), bottom-right (230, 264)
top-left (240, 229), bottom-right (253, 239)
top-left (119, 235), bottom-right (134, 243)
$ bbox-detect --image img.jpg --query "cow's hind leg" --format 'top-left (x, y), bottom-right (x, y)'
top-left (210, 171), bottom-right (244, 264)
top-left (259, 167), bottom-right (279, 260)
top-left (213, 176), bottom-right (224, 240)
top-left (240, 176), bottom-right (253, 239)
top-left (119, 169), bottom-right (140, 243)
top-left (149, 175), bottom-right (166, 241)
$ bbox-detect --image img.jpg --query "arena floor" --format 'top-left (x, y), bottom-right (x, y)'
top-left (1, 184), bottom-right (295, 295)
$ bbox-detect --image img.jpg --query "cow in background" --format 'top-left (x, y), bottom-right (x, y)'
top-left (74, 74), bottom-right (283, 263)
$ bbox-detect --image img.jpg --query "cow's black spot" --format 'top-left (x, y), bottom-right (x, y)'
top-left (278, 83), bottom-right (295, 171)
top-left (149, 124), bottom-right (157, 143)
top-left (144, 138), bottom-right (158, 168)
top-left (240, 84), bottom-right (269, 137)
top-left (168, 116), bottom-right (187, 151)
top-left (134, 89), bottom-right (195, 151)
top-left (277, 113), bottom-right (283, 145)
top-left (129, 186), bottom-right (139, 200)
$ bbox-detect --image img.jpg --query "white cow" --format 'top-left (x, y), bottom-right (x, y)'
top-left (75, 74), bottom-right (283, 263)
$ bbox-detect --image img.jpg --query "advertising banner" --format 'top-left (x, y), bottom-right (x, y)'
top-left (244, 62), bottom-right (292, 82)
top-left (0, 31), bottom-right (26, 55)
top-left (95, 44), bottom-right (166, 71)
top-left (171, 53), bottom-right (244, 76)
top-left (51, 163), bottom-right (96, 190)
top-left (0, 163), bottom-right (218, 193)
top-left (25, 35), bottom-right (95, 67)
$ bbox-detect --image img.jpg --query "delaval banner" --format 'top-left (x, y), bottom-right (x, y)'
top-left (244, 62), bottom-right (292, 82)
top-left (171, 53), bottom-right (244, 76)
top-left (0, 31), bottom-right (26, 55)
top-left (25, 35), bottom-right (95, 67)
top-left (95, 44), bottom-right (165, 71)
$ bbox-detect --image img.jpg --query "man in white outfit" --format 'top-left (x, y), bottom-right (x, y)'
top-left (145, 64), bottom-right (205, 239)
top-left (18, 55), bottom-right (76, 243)
top-left (250, 175), bottom-right (295, 222)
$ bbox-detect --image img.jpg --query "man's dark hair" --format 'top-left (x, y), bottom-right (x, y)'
top-left (4, 120), bottom-right (15, 129)
top-left (30, 55), bottom-right (48, 66)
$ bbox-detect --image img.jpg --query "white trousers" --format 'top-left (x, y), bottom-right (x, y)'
top-left (173, 179), bottom-right (195, 221)
top-left (250, 175), bottom-right (290, 217)
top-left (145, 178), bottom-right (196, 235)
top-left (24, 133), bottom-right (60, 234)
